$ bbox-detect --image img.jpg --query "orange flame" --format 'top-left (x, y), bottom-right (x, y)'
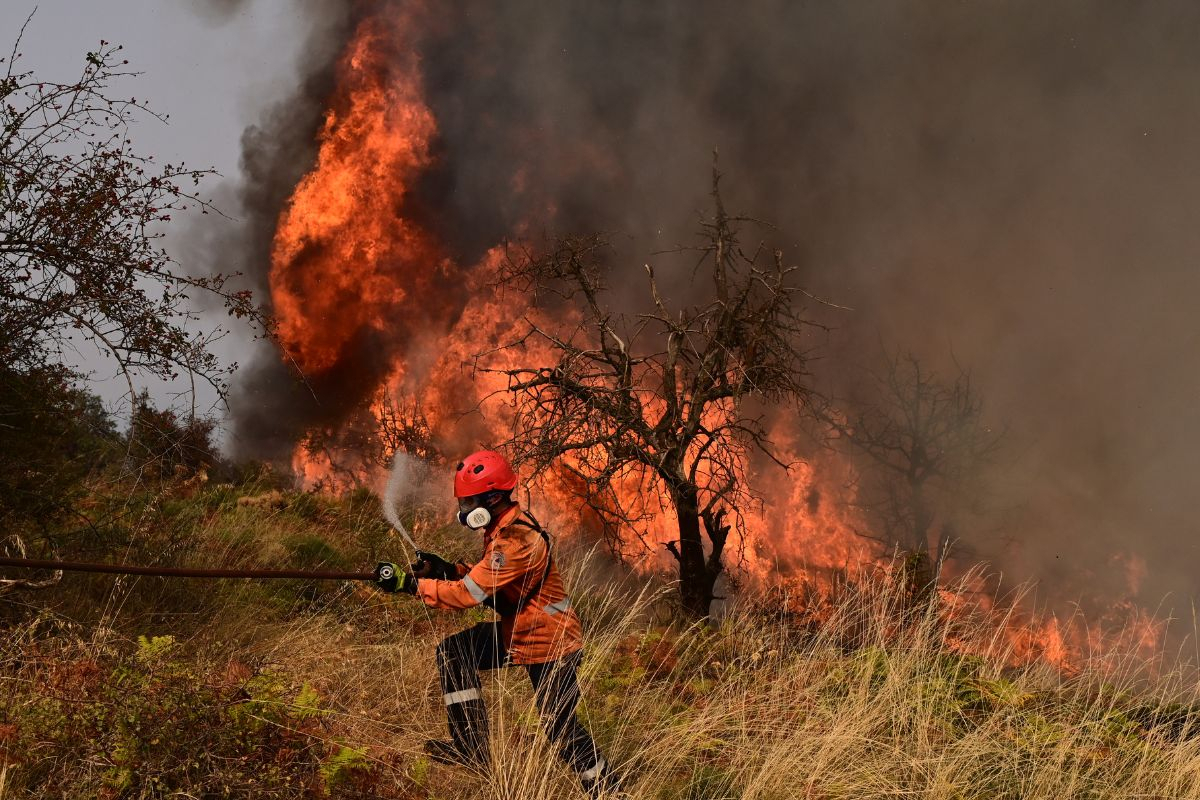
top-left (266, 7), bottom-right (1166, 672)
top-left (270, 13), bottom-right (446, 376)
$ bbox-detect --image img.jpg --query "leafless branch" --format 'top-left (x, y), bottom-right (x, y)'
top-left (815, 345), bottom-right (1003, 570)
top-left (478, 158), bottom-right (828, 615)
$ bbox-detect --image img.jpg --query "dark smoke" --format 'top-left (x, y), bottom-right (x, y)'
top-left (220, 1), bottom-right (1200, 618)
top-left (193, 2), bottom-right (367, 462)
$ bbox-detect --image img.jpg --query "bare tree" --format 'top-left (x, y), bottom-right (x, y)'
top-left (819, 349), bottom-right (1003, 585)
top-left (375, 391), bottom-right (439, 464)
top-left (292, 391), bottom-right (440, 491)
top-left (481, 164), bottom-right (818, 616)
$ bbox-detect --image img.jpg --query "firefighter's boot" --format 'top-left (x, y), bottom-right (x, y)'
top-left (579, 756), bottom-right (622, 798)
top-left (431, 696), bottom-right (489, 769)
top-left (423, 738), bottom-right (487, 769)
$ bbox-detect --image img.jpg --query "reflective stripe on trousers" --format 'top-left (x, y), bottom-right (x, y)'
top-left (443, 688), bottom-right (481, 706)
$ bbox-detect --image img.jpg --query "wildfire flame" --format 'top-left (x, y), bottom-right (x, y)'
top-left (271, 15), bottom-right (445, 376)
top-left (266, 7), bottom-right (1165, 673)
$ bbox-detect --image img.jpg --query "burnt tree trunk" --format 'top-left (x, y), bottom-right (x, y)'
top-left (909, 479), bottom-right (933, 560)
top-left (667, 483), bottom-right (725, 617)
top-left (907, 478), bottom-right (938, 594)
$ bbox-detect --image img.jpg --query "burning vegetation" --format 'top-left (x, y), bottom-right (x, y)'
top-left (263, 5), bottom-right (880, 618)
top-left (253, 1), bottom-right (1167, 672)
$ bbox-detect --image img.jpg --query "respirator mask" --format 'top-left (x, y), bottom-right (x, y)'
top-left (457, 490), bottom-right (510, 530)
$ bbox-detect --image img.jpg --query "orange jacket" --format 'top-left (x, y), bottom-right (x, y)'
top-left (416, 505), bottom-right (583, 665)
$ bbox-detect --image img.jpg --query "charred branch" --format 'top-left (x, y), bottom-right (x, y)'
top-left (480, 162), bottom-right (824, 616)
top-left (816, 347), bottom-right (1004, 566)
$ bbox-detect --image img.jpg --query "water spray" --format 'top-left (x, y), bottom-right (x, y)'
top-left (383, 452), bottom-right (420, 553)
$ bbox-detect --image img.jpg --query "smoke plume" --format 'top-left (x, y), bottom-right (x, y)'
top-left (213, 0), bottom-right (1200, 623)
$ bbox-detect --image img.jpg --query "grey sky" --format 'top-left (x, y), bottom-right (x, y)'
top-left (1, 0), bottom-right (305, 420)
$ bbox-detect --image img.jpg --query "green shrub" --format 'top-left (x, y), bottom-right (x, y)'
top-left (0, 364), bottom-right (118, 536)
top-left (126, 392), bottom-right (219, 481)
top-left (1, 638), bottom-right (330, 798)
top-left (320, 744), bottom-right (369, 793)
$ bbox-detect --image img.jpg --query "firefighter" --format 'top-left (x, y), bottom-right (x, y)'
top-left (374, 450), bottom-right (618, 797)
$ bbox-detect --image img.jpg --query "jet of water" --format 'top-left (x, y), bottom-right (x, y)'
top-left (383, 453), bottom-right (421, 553)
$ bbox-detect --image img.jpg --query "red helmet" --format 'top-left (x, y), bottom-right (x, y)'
top-left (454, 450), bottom-right (518, 498)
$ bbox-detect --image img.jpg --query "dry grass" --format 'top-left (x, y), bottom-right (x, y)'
top-left (1, 485), bottom-right (1199, 798)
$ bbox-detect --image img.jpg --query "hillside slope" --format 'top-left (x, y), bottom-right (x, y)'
top-left (1, 480), bottom-right (1198, 799)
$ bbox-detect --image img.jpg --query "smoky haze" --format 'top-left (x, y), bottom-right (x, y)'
top-left (218, 1), bottom-right (1200, 618)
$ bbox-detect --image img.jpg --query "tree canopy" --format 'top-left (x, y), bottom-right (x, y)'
top-left (0, 21), bottom-right (259, 400)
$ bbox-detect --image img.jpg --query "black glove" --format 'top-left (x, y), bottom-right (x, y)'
top-left (412, 550), bottom-right (457, 581)
top-left (374, 562), bottom-right (416, 594)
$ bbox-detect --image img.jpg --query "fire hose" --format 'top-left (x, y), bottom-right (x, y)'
top-left (1, 460), bottom-right (425, 586)
top-left (0, 556), bottom-right (377, 582)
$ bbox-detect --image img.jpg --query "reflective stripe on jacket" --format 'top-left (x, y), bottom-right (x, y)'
top-left (416, 504), bottom-right (583, 664)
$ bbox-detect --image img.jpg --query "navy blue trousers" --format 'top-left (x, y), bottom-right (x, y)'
top-left (436, 622), bottom-right (606, 781)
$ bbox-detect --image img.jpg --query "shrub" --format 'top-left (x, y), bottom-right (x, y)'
top-left (126, 392), bottom-right (219, 481)
top-left (0, 364), bottom-right (118, 535)
top-left (0, 635), bottom-right (336, 798)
